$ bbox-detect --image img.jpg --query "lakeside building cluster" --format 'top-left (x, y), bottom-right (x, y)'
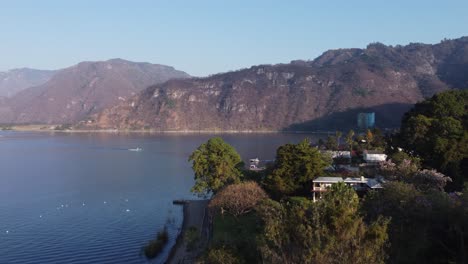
top-left (249, 147), bottom-right (387, 202)
top-left (313, 149), bottom-right (387, 201)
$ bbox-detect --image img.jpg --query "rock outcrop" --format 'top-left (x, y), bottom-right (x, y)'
top-left (84, 37), bottom-right (468, 131)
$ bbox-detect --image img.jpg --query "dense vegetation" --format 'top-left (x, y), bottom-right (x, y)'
top-left (397, 90), bottom-right (468, 191)
top-left (256, 184), bottom-right (389, 264)
top-left (188, 90), bottom-right (468, 264)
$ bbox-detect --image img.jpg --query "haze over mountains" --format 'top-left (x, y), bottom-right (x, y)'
top-left (0, 59), bottom-right (189, 124)
top-left (0, 68), bottom-right (56, 97)
top-left (84, 37), bottom-right (468, 131)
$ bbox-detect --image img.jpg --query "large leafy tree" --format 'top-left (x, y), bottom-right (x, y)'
top-left (399, 90), bottom-right (468, 190)
top-left (264, 139), bottom-right (331, 197)
top-left (257, 182), bottom-right (389, 264)
top-left (363, 181), bottom-right (468, 264)
top-left (209, 181), bottom-right (268, 217)
top-left (189, 137), bottom-right (243, 196)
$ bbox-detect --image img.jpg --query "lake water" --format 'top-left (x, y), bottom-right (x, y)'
top-left (0, 132), bottom-right (320, 263)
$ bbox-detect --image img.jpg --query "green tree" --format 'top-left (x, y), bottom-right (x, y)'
top-left (257, 182), bottom-right (389, 264)
top-left (363, 181), bottom-right (468, 263)
top-left (325, 135), bottom-right (338, 150)
top-left (189, 137), bottom-right (243, 196)
top-left (264, 139), bottom-right (331, 197)
top-left (345, 129), bottom-right (355, 151)
top-left (399, 90), bottom-right (468, 190)
top-left (388, 150), bottom-right (420, 167)
top-left (363, 182), bottom-right (428, 264)
top-left (336, 131), bottom-right (343, 147)
top-left (370, 128), bottom-right (386, 149)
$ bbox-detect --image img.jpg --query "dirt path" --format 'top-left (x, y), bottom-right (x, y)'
top-left (166, 200), bottom-right (209, 264)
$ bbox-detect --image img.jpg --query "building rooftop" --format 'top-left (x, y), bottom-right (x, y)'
top-left (344, 177), bottom-right (366, 183)
top-left (313, 177), bottom-right (344, 183)
top-left (367, 178), bottom-right (384, 189)
top-left (365, 150), bottom-right (386, 154)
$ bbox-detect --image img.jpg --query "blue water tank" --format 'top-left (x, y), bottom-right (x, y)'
top-left (357, 112), bottom-right (375, 129)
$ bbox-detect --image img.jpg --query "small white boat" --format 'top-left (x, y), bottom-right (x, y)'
top-left (128, 147), bottom-right (143, 152)
top-left (249, 158), bottom-right (260, 164)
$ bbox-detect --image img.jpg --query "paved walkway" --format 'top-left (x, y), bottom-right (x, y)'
top-left (166, 200), bottom-right (209, 264)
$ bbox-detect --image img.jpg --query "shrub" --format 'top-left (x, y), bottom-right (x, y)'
top-left (185, 226), bottom-right (200, 251)
top-left (201, 247), bottom-right (243, 264)
top-left (143, 227), bottom-right (169, 259)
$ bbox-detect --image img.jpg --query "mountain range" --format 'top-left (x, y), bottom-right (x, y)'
top-left (0, 59), bottom-right (189, 124)
top-left (0, 68), bottom-right (56, 97)
top-left (81, 37), bottom-right (468, 131)
top-left (1, 37), bottom-right (467, 131)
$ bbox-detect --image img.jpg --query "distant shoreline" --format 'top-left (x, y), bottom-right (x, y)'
top-left (1, 125), bottom-right (337, 135)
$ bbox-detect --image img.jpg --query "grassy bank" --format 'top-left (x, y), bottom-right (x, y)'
top-left (207, 213), bottom-right (262, 263)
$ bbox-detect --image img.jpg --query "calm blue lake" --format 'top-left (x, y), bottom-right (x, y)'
top-left (0, 132), bottom-right (319, 263)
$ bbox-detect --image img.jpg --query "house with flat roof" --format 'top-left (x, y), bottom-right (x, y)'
top-left (363, 150), bottom-right (387, 163)
top-left (312, 176), bottom-right (383, 201)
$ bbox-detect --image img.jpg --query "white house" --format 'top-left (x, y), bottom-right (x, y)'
top-left (312, 176), bottom-right (383, 201)
top-left (312, 177), bottom-right (343, 202)
top-left (363, 150), bottom-right (387, 163)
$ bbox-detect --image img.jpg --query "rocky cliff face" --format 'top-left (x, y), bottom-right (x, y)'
top-left (0, 59), bottom-right (189, 124)
top-left (84, 37), bottom-right (468, 131)
top-left (0, 68), bottom-right (56, 97)
top-left (85, 37), bottom-right (468, 131)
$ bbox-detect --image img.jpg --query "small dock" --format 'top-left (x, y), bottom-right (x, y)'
top-left (172, 199), bottom-right (188, 205)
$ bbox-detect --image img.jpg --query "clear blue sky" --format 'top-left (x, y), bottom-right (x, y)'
top-left (1, 0), bottom-right (467, 76)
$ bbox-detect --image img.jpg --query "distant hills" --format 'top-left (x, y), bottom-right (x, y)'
top-left (0, 68), bottom-right (56, 97)
top-left (1, 37), bottom-right (467, 130)
top-left (82, 37), bottom-right (468, 131)
top-left (0, 59), bottom-right (189, 124)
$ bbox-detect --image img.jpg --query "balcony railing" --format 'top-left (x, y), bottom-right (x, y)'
top-left (312, 186), bottom-right (327, 192)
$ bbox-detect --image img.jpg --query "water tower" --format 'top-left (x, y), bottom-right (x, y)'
top-left (357, 112), bottom-right (375, 130)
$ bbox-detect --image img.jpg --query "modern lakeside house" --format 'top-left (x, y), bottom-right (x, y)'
top-left (312, 176), bottom-right (383, 202)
